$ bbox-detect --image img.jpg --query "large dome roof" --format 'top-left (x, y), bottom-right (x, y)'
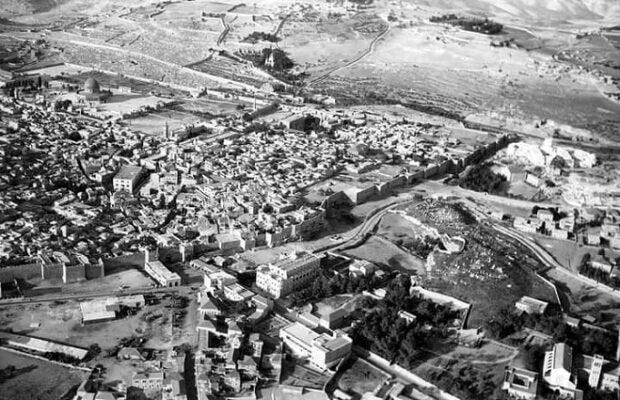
top-left (83, 77), bottom-right (100, 93)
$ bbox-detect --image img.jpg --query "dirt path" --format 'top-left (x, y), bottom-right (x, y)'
top-left (308, 24), bottom-right (391, 86)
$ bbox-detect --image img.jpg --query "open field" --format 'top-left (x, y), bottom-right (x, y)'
top-left (0, 348), bottom-right (88, 400)
top-left (0, 292), bottom-right (194, 351)
top-left (343, 235), bottom-right (427, 276)
top-left (545, 268), bottom-right (620, 327)
top-left (121, 109), bottom-right (203, 136)
top-left (35, 268), bottom-right (154, 296)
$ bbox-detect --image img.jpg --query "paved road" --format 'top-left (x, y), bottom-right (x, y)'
top-left (314, 196), bottom-right (418, 253)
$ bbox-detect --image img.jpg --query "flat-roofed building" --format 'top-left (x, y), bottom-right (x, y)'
top-left (146, 260), bottom-right (181, 287)
top-left (279, 322), bottom-right (352, 370)
top-left (143, 246), bottom-right (181, 287)
top-left (223, 283), bottom-right (254, 302)
top-left (203, 268), bottom-right (236, 292)
top-left (0, 331), bottom-right (88, 360)
top-left (256, 252), bottom-right (320, 298)
top-left (113, 165), bottom-right (143, 193)
top-left (80, 295), bottom-right (145, 324)
top-left (502, 367), bottom-right (538, 400)
top-left (515, 296), bottom-right (549, 315)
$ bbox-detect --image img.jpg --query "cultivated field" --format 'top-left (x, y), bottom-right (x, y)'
top-left (333, 356), bottom-right (389, 397)
top-left (0, 348), bottom-right (88, 400)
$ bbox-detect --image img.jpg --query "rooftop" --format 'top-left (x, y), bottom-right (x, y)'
top-left (114, 165), bottom-right (143, 181)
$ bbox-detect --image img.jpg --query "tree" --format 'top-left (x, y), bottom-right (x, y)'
top-left (85, 343), bottom-right (102, 361)
top-left (126, 387), bottom-right (148, 400)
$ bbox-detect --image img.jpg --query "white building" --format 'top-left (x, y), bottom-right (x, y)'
top-left (515, 296), bottom-right (548, 315)
top-left (143, 247), bottom-right (181, 287)
top-left (256, 252), bottom-right (320, 298)
top-left (279, 322), bottom-right (352, 370)
top-left (502, 367), bottom-right (538, 400)
top-left (542, 343), bottom-right (582, 399)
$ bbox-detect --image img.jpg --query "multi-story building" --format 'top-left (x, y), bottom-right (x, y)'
top-left (601, 365), bottom-right (620, 392)
top-left (113, 165), bottom-right (143, 193)
top-left (279, 322), bottom-right (352, 370)
top-left (132, 370), bottom-right (164, 394)
top-left (256, 252), bottom-right (320, 298)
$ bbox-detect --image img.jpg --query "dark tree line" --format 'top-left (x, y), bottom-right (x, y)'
top-left (351, 276), bottom-right (461, 369)
top-left (242, 31), bottom-right (280, 43)
top-left (430, 14), bottom-right (503, 35)
top-left (484, 305), bottom-right (617, 359)
top-left (459, 163), bottom-right (506, 193)
top-left (288, 271), bottom-right (384, 307)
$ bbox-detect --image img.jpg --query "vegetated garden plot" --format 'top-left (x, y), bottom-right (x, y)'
top-left (177, 97), bottom-right (245, 117)
top-left (255, 314), bottom-right (290, 339)
top-left (280, 358), bottom-right (331, 390)
top-left (343, 235), bottom-right (426, 276)
top-left (0, 347), bottom-right (88, 400)
top-left (332, 356), bottom-right (389, 398)
top-left (545, 267), bottom-right (620, 327)
top-left (414, 356), bottom-right (505, 400)
top-left (411, 338), bottom-right (517, 400)
top-left (189, 56), bottom-right (268, 87)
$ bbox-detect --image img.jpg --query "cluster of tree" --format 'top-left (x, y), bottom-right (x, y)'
top-left (427, 363), bottom-right (499, 399)
top-left (126, 387), bottom-right (148, 400)
top-left (484, 305), bottom-right (618, 358)
top-left (579, 259), bottom-right (620, 289)
top-left (459, 163), bottom-right (506, 193)
top-left (288, 271), bottom-right (383, 307)
top-left (351, 276), bottom-right (461, 369)
top-left (44, 351), bottom-right (81, 365)
top-left (240, 48), bottom-right (294, 72)
top-left (397, 235), bottom-right (441, 258)
top-left (53, 99), bottom-right (72, 111)
top-left (582, 388), bottom-right (619, 400)
top-left (242, 31), bottom-right (280, 43)
top-left (430, 14), bottom-right (503, 34)
top-left (241, 121), bottom-right (271, 132)
top-left (0, 365), bottom-right (18, 383)
top-left (84, 343), bottom-right (102, 362)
